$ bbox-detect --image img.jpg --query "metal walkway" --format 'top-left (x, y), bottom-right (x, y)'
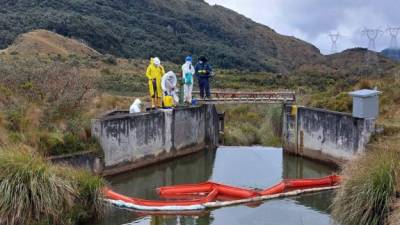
top-left (193, 91), bottom-right (296, 104)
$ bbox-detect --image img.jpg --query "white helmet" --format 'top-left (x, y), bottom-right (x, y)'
top-left (153, 57), bottom-right (161, 66)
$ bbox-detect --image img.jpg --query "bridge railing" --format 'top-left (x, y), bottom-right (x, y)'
top-left (192, 91), bottom-right (296, 103)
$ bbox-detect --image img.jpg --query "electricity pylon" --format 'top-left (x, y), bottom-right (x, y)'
top-left (329, 32), bottom-right (340, 53)
top-left (386, 26), bottom-right (400, 49)
top-left (362, 28), bottom-right (383, 51)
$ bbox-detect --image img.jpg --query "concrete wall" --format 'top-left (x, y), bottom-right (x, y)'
top-left (282, 105), bottom-right (375, 165)
top-left (49, 151), bottom-right (103, 174)
top-left (92, 105), bottom-right (219, 175)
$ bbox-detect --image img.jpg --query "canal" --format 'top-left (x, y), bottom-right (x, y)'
top-left (95, 146), bottom-right (337, 225)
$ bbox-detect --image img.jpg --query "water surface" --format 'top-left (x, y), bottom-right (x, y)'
top-left (95, 146), bottom-right (336, 225)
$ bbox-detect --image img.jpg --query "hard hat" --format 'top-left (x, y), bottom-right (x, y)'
top-left (185, 56), bottom-right (192, 62)
top-left (154, 57), bottom-right (161, 66)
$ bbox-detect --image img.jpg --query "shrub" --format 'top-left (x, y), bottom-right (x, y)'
top-left (45, 133), bottom-right (100, 156)
top-left (0, 147), bottom-right (76, 225)
top-left (5, 108), bottom-right (25, 132)
top-left (332, 146), bottom-right (399, 225)
top-left (269, 106), bottom-right (282, 137)
top-left (102, 54), bottom-right (117, 65)
top-left (0, 146), bottom-right (105, 225)
top-left (0, 84), bottom-right (12, 97)
top-left (0, 58), bottom-right (95, 120)
top-left (38, 131), bottom-right (64, 153)
top-left (310, 92), bottom-right (352, 113)
top-left (97, 72), bottom-right (147, 96)
top-left (61, 169), bottom-right (105, 223)
top-left (358, 79), bottom-right (373, 89)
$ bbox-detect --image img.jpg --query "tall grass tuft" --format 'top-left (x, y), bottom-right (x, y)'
top-left (332, 146), bottom-right (399, 225)
top-left (0, 146), bottom-right (76, 225)
top-left (0, 146), bottom-right (105, 225)
top-left (62, 168), bottom-right (105, 223)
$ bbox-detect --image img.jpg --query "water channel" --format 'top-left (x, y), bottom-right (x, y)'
top-left (95, 146), bottom-right (337, 225)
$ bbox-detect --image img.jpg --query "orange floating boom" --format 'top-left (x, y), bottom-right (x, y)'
top-left (104, 175), bottom-right (341, 211)
top-left (105, 187), bottom-right (219, 206)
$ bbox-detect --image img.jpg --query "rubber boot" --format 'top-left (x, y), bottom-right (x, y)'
top-left (156, 97), bottom-right (162, 108)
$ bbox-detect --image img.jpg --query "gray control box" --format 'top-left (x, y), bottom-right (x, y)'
top-left (349, 89), bottom-right (381, 119)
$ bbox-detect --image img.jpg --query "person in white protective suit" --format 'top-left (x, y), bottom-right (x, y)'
top-left (182, 56), bottom-right (195, 104)
top-left (161, 71), bottom-right (179, 103)
top-left (129, 99), bottom-right (142, 113)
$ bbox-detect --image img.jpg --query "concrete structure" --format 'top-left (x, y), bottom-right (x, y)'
top-left (282, 105), bottom-right (375, 165)
top-left (349, 89), bottom-right (381, 119)
top-left (91, 105), bottom-right (219, 176)
top-left (48, 151), bottom-right (103, 174)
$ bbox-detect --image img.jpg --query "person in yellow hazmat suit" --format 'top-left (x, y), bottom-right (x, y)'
top-left (146, 57), bottom-right (165, 108)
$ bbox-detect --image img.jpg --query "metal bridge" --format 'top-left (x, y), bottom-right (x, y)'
top-left (193, 91), bottom-right (296, 104)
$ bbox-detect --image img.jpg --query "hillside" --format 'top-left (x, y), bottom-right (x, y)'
top-left (0, 29), bottom-right (101, 57)
top-left (0, 0), bottom-right (323, 72)
top-left (326, 48), bottom-right (397, 75)
top-left (381, 48), bottom-right (400, 61)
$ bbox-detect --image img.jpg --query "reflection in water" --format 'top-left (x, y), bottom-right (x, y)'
top-left (94, 147), bottom-right (336, 225)
top-left (109, 149), bottom-right (216, 200)
top-left (282, 151), bottom-right (336, 215)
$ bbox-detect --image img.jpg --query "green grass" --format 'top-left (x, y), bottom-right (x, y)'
top-left (218, 104), bottom-right (282, 146)
top-left (332, 145), bottom-right (399, 225)
top-left (0, 146), bottom-right (105, 225)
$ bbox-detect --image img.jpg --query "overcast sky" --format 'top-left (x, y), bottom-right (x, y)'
top-left (205, 0), bottom-right (400, 54)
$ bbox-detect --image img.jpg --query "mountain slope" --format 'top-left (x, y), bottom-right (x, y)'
top-left (0, 0), bottom-right (323, 72)
top-left (326, 48), bottom-right (396, 74)
top-left (381, 48), bottom-right (400, 61)
top-left (0, 29), bottom-right (100, 57)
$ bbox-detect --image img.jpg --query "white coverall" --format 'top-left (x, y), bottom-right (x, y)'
top-left (182, 61), bottom-right (195, 103)
top-left (161, 71), bottom-right (179, 103)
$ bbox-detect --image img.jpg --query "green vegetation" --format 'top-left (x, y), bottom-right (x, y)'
top-left (331, 75), bottom-right (400, 225)
top-left (218, 104), bottom-right (282, 146)
top-left (0, 0), bottom-right (322, 71)
top-left (0, 146), bottom-right (104, 225)
top-left (0, 56), bottom-right (99, 156)
top-left (332, 138), bottom-right (399, 225)
top-left (0, 24), bottom-right (399, 225)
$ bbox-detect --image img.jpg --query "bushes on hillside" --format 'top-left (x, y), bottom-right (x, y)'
top-left (102, 54), bottom-right (117, 65)
top-left (310, 92), bottom-right (352, 113)
top-left (0, 0), bottom-right (291, 71)
top-left (0, 58), bottom-right (94, 118)
top-left (0, 57), bottom-right (98, 156)
top-left (97, 71), bottom-right (147, 96)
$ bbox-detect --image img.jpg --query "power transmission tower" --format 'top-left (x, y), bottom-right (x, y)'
top-left (329, 32), bottom-right (340, 53)
top-left (386, 26), bottom-right (400, 49)
top-left (362, 28), bottom-right (383, 68)
top-left (362, 28), bottom-right (383, 51)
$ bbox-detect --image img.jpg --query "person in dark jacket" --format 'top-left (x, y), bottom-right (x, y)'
top-left (195, 56), bottom-right (213, 99)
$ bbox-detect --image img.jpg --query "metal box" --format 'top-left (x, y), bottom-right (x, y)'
top-left (349, 89), bottom-right (381, 119)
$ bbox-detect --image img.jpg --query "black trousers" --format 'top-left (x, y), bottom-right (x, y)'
top-left (199, 77), bottom-right (210, 98)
